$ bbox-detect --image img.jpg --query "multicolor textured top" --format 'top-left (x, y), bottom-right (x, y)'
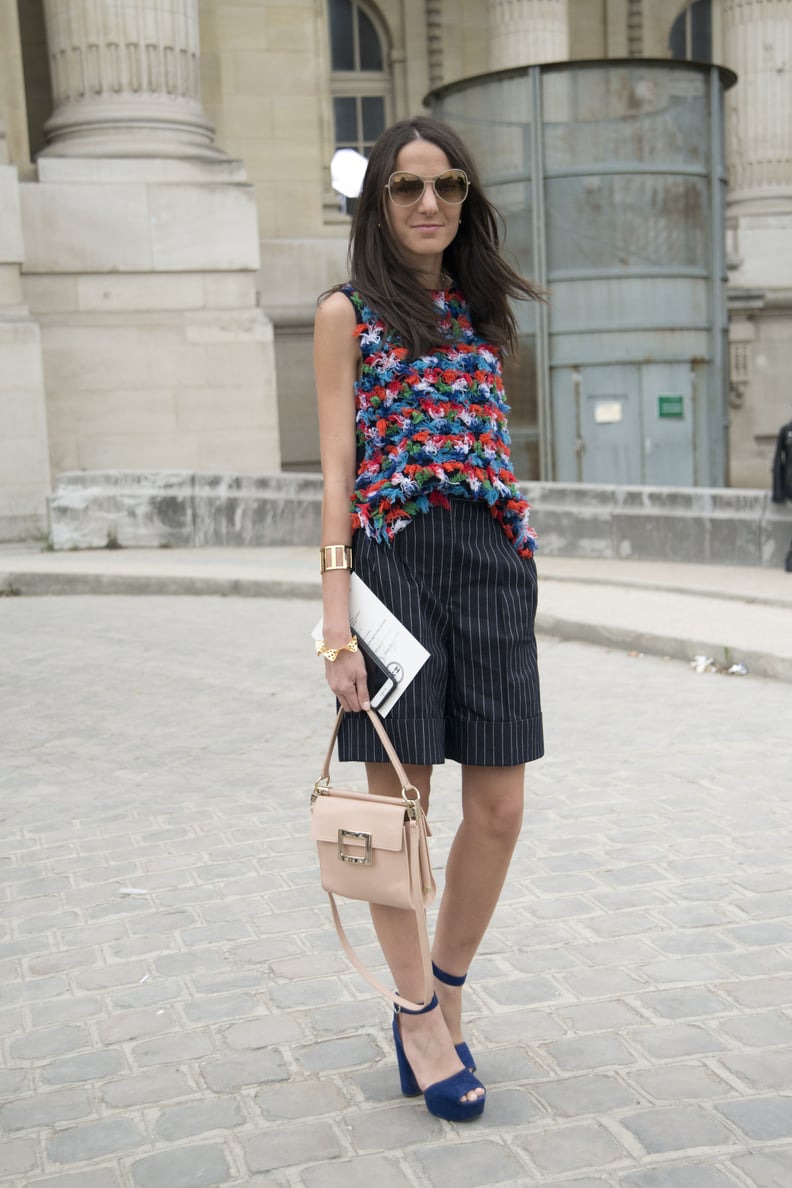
top-left (343, 284), bottom-right (536, 558)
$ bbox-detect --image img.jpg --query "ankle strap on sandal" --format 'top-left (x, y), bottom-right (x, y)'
top-left (432, 961), bottom-right (467, 987)
top-left (395, 991), bottom-right (439, 1016)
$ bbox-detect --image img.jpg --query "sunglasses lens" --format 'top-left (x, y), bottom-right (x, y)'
top-left (388, 173), bottom-right (425, 205)
top-left (434, 171), bottom-right (468, 203)
top-left (386, 170), bottom-right (469, 205)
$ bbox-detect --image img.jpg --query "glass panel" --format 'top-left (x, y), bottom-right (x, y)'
top-left (543, 65), bottom-right (707, 170)
top-left (503, 336), bottom-right (539, 480)
top-left (329, 0), bottom-right (354, 71)
top-left (357, 6), bottom-right (383, 71)
top-left (427, 88), bottom-right (541, 478)
top-left (361, 95), bottom-right (385, 142)
top-left (435, 76), bottom-right (533, 184)
top-left (690, 0), bottom-right (711, 61)
top-left (333, 96), bottom-right (358, 146)
top-left (488, 181), bottom-right (534, 276)
top-left (546, 174), bottom-right (708, 272)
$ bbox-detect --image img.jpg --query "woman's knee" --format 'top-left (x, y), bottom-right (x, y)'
top-left (483, 797), bottom-right (524, 844)
top-left (461, 767), bottom-right (525, 841)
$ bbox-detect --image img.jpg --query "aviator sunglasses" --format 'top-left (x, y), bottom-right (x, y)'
top-left (386, 169), bottom-right (470, 207)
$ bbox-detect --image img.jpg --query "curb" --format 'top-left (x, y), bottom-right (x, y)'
top-left (539, 572), bottom-right (792, 611)
top-left (2, 567), bottom-right (788, 684)
top-left (536, 613), bottom-right (792, 685)
top-left (0, 571), bottom-right (320, 601)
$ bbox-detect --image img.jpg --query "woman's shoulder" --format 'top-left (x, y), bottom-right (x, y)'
top-left (316, 286), bottom-right (358, 328)
top-left (322, 285), bottom-right (387, 333)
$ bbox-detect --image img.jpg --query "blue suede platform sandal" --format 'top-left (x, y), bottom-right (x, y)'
top-left (432, 961), bottom-right (476, 1072)
top-left (392, 993), bottom-right (486, 1122)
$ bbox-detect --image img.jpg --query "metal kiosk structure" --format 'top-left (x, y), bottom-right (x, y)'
top-left (428, 59), bottom-right (737, 487)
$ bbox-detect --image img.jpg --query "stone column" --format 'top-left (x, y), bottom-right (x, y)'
top-left (0, 120), bottom-right (52, 540)
top-left (722, 0), bottom-right (792, 208)
top-left (20, 0), bottom-right (282, 512)
top-left (40, 0), bottom-right (223, 159)
top-left (488, 0), bottom-right (569, 69)
top-left (0, 0), bottom-right (32, 171)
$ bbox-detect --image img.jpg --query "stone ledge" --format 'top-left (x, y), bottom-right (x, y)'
top-left (47, 471), bottom-right (792, 566)
top-left (49, 471), bottom-right (322, 551)
top-left (522, 482), bottom-right (792, 567)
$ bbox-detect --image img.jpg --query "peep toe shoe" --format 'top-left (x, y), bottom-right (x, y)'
top-left (392, 993), bottom-right (486, 1122)
top-left (432, 961), bottom-right (476, 1072)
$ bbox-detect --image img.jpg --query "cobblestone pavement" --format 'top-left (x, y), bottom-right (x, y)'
top-left (1, 594), bottom-right (792, 1188)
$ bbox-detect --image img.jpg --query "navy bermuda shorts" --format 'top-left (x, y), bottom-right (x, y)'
top-left (338, 498), bottom-right (544, 767)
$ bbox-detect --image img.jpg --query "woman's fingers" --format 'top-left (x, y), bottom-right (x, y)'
top-left (326, 654), bottom-right (370, 713)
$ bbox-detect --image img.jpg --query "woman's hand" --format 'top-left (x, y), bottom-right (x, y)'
top-left (324, 650), bottom-right (371, 714)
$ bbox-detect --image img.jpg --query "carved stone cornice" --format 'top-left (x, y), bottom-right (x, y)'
top-left (40, 0), bottom-right (226, 160)
top-left (425, 0), bottom-right (443, 89)
top-left (626, 0), bottom-right (643, 58)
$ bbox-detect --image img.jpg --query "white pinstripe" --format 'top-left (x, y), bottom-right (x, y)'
top-left (338, 500), bottom-right (543, 767)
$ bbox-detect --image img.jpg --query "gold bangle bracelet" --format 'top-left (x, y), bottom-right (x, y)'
top-left (315, 635), bottom-right (358, 662)
top-left (319, 544), bottom-right (352, 574)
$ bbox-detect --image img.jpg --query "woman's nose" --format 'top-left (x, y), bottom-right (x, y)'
top-left (417, 181), bottom-right (439, 213)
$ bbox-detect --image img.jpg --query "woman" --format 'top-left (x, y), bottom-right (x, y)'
top-left (313, 116), bottom-right (543, 1121)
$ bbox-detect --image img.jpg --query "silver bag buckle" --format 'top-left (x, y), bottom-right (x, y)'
top-left (337, 828), bottom-right (373, 865)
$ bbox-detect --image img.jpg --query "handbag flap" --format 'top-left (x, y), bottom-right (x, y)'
top-left (311, 791), bottom-right (407, 854)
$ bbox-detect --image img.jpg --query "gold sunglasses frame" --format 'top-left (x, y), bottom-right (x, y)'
top-left (385, 169), bottom-right (470, 207)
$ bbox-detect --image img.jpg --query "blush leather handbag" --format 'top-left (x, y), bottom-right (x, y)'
top-left (310, 707), bottom-right (436, 1009)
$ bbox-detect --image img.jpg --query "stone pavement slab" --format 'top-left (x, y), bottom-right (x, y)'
top-left (1, 594), bottom-right (792, 1186)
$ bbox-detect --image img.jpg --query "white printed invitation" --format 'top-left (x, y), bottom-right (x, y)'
top-left (312, 573), bottom-right (430, 716)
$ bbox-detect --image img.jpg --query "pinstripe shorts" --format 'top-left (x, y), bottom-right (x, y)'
top-left (338, 498), bottom-right (543, 767)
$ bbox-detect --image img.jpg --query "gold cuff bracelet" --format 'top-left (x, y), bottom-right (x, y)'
top-left (319, 544), bottom-right (353, 574)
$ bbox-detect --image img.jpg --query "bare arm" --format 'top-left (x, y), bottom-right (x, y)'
top-left (314, 291), bottom-right (370, 712)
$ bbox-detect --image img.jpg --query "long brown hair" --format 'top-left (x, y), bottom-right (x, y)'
top-left (344, 116), bottom-right (542, 359)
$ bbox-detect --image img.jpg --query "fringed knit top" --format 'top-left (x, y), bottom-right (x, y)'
top-left (344, 284), bottom-right (536, 558)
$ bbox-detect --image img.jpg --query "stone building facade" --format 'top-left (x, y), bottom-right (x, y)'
top-left (0, 0), bottom-right (790, 540)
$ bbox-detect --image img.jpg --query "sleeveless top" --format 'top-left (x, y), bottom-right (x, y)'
top-left (343, 284), bottom-right (536, 558)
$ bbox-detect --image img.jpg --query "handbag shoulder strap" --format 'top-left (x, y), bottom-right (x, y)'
top-left (317, 708), bottom-right (434, 1010)
top-left (319, 708), bottom-right (418, 797)
top-left (326, 816), bottom-right (435, 1011)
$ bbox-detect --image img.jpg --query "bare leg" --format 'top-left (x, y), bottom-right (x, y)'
top-left (365, 760), bottom-right (483, 1101)
top-left (432, 764), bottom-right (525, 1042)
